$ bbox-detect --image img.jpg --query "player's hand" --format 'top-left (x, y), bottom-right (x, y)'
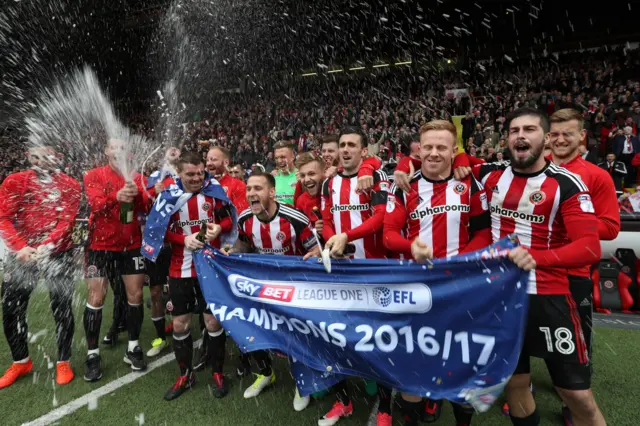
top-left (16, 246), bottom-right (37, 264)
top-left (315, 219), bottom-right (324, 235)
top-left (220, 244), bottom-right (233, 256)
top-left (32, 244), bottom-right (52, 262)
top-left (357, 175), bottom-right (374, 193)
top-left (116, 188), bottom-right (135, 203)
top-left (184, 234), bottom-right (205, 251)
top-left (411, 238), bottom-right (433, 263)
top-left (154, 182), bottom-right (165, 195)
top-left (453, 166), bottom-right (472, 181)
top-left (303, 244), bottom-right (321, 260)
top-left (508, 246), bottom-right (537, 271)
top-left (393, 160), bottom-right (414, 193)
top-left (205, 223), bottom-right (222, 242)
top-left (270, 169), bottom-right (279, 177)
top-left (325, 233), bottom-right (348, 258)
top-left (324, 166), bottom-right (338, 179)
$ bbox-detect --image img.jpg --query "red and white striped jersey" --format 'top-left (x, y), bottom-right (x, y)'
top-left (321, 169), bottom-right (389, 259)
top-left (384, 172), bottom-right (490, 258)
top-left (237, 202), bottom-right (317, 256)
top-left (477, 160), bottom-right (597, 295)
top-left (167, 194), bottom-right (232, 278)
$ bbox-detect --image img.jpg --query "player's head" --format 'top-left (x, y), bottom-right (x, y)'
top-left (606, 153), bottom-right (616, 162)
top-left (164, 147), bottom-right (181, 164)
top-left (410, 138), bottom-right (421, 159)
top-left (105, 138), bottom-right (126, 168)
top-left (549, 109), bottom-right (587, 161)
top-left (506, 107), bottom-right (550, 171)
top-left (230, 163), bottom-right (245, 180)
top-left (27, 145), bottom-right (59, 172)
top-left (246, 172), bottom-right (276, 216)
top-left (273, 141), bottom-right (295, 172)
top-left (338, 125), bottom-right (368, 174)
top-left (177, 152), bottom-right (205, 193)
top-left (321, 135), bottom-right (339, 167)
top-left (419, 120), bottom-right (458, 180)
top-left (295, 153), bottom-right (324, 197)
top-left (206, 146), bottom-right (230, 176)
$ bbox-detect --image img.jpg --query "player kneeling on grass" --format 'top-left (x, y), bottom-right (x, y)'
top-left (0, 145), bottom-right (81, 388)
top-left (145, 153), bottom-right (235, 401)
top-left (222, 172), bottom-right (319, 409)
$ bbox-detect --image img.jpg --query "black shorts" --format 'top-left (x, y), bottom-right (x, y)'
top-left (167, 277), bottom-right (211, 317)
top-left (514, 294), bottom-right (591, 390)
top-left (569, 275), bottom-right (593, 359)
top-left (144, 246), bottom-right (171, 287)
top-left (85, 249), bottom-right (146, 280)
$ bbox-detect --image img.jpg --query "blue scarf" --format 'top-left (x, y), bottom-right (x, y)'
top-left (146, 164), bottom-right (178, 189)
top-left (141, 172), bottom-right (238, 262)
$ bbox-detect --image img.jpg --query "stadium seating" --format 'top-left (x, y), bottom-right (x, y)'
top-left (592, 261), bottom-right (634, 314)
top-left (615, 248), bottom-right (640, 310)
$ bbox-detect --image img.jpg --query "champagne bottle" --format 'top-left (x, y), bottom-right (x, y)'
top-left (120, 201), bottom-right (134, 224)
top-left (195, 224), bottom-right (208, 243)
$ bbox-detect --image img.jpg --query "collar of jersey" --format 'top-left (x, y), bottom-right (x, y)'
top-left (256, 201), bottom-right (281, 224)
top-left (420, 172), bottom-right (454, 184)
top-left (511, 159), bottom-right (550, 178)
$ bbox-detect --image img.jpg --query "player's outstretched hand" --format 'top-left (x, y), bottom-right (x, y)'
top-left (453, 166), bottom-right (472, 181)
top-left (411, 238), bottom-right (433, 263)
top-left (326, 233), bottom-right (348, 258)
top-left (185, 234), bottom-right (205, 251)
top-left (394, 160), bottom-right (414, 193)
top-left (508, 246), bottom-right (537, 271)
top-left (16, 246), bottom-right (37, 264)
top-left (302, 245), bottom-right (321, 260)
top-left (205, 223), bottom-right (222, 242)
top-left (357, 175), bottom-right (374, 193)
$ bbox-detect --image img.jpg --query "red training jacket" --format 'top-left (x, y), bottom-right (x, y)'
top-left (0, 169), bottom-right (81, 254)
top-left (84, 165), bottom-right (148, 252)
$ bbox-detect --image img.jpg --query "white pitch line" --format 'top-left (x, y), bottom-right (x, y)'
top-left (22, 339), bottom-right (201, 426)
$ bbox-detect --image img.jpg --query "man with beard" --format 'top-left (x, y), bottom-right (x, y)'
top-left (142, 146), bottom-right (181, 358)
top-left (0, 145), bottom-right (81, 387)
top-left (206, 146), bottom-right (248, 212)
top-left (320, 126), bottom-right (393, 426)
top-left (223, 172), bottom-right (319, 407)
top-left (545, 109), bottom-right (620, 425)
top-left (383, 121), bottom-right (491, 426)
top-left (458, 108), bottom-right (605, 426)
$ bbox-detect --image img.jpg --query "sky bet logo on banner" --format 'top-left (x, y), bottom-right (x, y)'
top-left (194, 236), bottom-right (529, 411)
top-left (230, 275), bottom-right (432, 314)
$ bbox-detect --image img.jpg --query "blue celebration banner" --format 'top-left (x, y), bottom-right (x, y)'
top-left (193, 237), bottom-right (529, 411)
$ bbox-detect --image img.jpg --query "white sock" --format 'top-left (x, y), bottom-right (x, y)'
top-left (128, 340), bottom-right (139, 352)
top-left (88, 349), bottom-right (99, 356)
top-left (208, 329), bottom-right (224, 338)
top-left (15, 357), bottom-right (30, 364)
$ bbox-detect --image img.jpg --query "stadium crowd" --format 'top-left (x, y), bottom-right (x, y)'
top-left (0, 45), bottom-right (638, 426)
top-left (2, 46), bottom-right (640, 191)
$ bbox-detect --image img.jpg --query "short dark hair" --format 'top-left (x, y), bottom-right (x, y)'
top-left (321, 134), bottom-right (339, 147)
top-left (506, 107), bottom-right (550, 133)
top-left (338, 125), bottom-right (368, 148)
top-left (231, 163), bottom-right (245, 172)
top-left (248, 171), bottom-right (276, 188)
top-left (177, 152), bottom-right (204, 170)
